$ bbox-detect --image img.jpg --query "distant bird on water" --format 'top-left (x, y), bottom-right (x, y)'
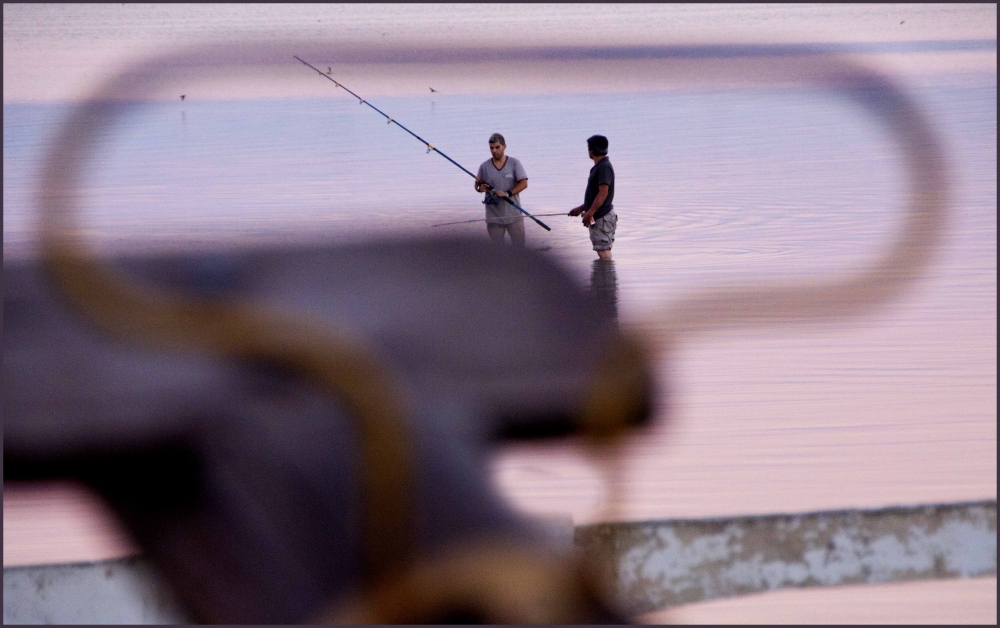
top-left (429, 87), bottom-right (439, 93)
top-left (180, 95), bottom-right (186, 101)
top-left (900, 20), bottom-right (905, 24)
top-left (327, 67), bottom-right (332, 74)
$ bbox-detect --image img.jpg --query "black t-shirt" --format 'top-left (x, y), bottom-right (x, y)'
top-left (584, 157), bottom-right (615, 219)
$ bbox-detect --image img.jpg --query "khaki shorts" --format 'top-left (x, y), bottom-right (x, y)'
top-left (589, 210), bottom-right (617, 251)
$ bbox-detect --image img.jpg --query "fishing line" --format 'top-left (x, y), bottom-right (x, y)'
top-left (432, 212), bottom-right (570, 228)
top-left (294, 56), bottom-right (552, 232)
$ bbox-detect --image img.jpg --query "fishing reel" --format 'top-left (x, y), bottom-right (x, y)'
top-left (482, 188), bottom-right (501, 206)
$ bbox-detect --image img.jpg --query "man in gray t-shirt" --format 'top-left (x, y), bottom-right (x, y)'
top-left (475, 133), bottom-right (528, 247)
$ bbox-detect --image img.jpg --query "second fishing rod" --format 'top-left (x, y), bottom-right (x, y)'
top-left (295, 56), bottom-right (552, 232)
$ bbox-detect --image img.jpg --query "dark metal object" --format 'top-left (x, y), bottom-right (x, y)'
top-left (4, 238), bottom-right (654, 623)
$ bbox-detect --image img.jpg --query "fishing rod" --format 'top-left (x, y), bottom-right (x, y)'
top-left (294, 56), bottom-right (552, 232)
top-left (432, 213), bottom-right (571, 228)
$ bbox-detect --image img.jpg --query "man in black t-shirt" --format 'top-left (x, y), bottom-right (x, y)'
top-left (568, 135), bottom-right (616, 260)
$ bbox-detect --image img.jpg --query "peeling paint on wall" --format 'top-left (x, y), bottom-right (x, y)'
top-left (575, 500), bottom-right (997, 615)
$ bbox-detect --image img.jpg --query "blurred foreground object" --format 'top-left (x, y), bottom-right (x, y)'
top-left (4, 39), bottom-right (954, 623)
top-left (5, 239), bottom-right (651, 623)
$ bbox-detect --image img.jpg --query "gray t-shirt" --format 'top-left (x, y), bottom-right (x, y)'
top-left (476, 156), bottom-right (527, 225)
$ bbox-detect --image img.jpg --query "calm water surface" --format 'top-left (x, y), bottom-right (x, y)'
top-left (3, 45), bottom-right (996, 622)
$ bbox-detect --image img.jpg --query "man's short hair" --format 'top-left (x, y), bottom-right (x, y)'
top-left (587, 134), bottom-right (609, 156)
top-left (488, 133), bottom-right (506, 146)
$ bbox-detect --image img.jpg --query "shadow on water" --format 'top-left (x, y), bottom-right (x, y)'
top-left (590, 259), bottom-right (619, 324)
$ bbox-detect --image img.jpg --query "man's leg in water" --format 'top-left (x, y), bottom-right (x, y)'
top-left (589, 210), bottom-right (616, 259)
top-left (486, 222), bottom-right (507, 246)
top-left (506, 218), bottom-right (526, 248)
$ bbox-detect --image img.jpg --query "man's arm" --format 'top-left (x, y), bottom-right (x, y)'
top-left (570, 184), bottom-right (609, 225)
top-left (474, 164), bottom-right (489, 193)
top-left (495, 178), bottom-right (527, 198)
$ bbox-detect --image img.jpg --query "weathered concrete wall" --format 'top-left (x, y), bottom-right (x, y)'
top-left (5, 501), bottom-right (994, 623)
top-left (3, 556), bottom-right (190, 625)
top-left (576, 500), bottom-right (997, 615)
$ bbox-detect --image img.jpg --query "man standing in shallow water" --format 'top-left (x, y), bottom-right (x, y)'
top-left (475, 133), bottom-right (528, 248)
top-left (569, 135), bottom-right (616, 260)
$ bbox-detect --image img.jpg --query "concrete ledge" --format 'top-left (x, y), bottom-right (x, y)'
top-left (576, 499), bottom-right (997, 615)
top-left (5, 500), bottom-right (995, 623)
top-left (3, 555), bottom-right (189, 625)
